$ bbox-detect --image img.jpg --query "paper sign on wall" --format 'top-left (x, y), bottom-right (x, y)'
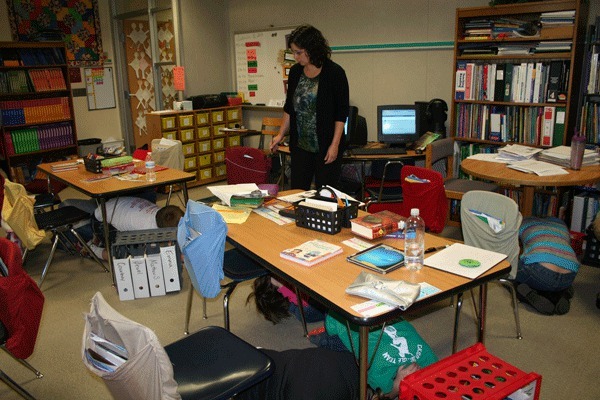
top-left (173, 66), bottom-right (185, 91)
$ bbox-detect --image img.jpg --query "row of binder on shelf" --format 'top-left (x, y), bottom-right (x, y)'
top-left (454, 103), bottom-right (565, 146)
top-left (3, 122), bottom-right (74, 155)
top-left (0, 97), bottom-right (71, 125)
top-left (0, 68), bottom-right (66, 94)
top-left (0, 47), bottom-right (66, 67)
top-left (112, 242), bottom-right (182, 301)
top-left (455, 60), bottom-right (570, 104)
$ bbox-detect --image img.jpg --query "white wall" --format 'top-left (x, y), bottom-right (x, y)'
top-left (225, 0), bottom-right (488, 140)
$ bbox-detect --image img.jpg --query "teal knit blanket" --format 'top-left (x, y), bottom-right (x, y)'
top-left (519, 217), bottom-right (579, 273)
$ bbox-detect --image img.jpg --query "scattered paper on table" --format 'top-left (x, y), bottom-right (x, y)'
top-left (252, 206), bottom-right (294, 225)
top-left (212, 204), bottom-right (251, 224)
top-left (342, 237), bottom-right (373, 251)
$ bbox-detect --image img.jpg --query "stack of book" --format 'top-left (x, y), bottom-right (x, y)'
top-left (350, 210), bottom-right (405, 240)
top-left (496, 144), bottom-right (543, 162)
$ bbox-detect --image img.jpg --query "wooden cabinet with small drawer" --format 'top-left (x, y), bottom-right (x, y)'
top-left (146, 105), bottom-right (244, 188)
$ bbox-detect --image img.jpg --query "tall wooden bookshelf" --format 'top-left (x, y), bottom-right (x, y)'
top-left (0, 41), bottom-right (78, 183)
top-left (579, 15), bottom-right (600, 145)
top-left (450, 0), bottom-right (588, 218)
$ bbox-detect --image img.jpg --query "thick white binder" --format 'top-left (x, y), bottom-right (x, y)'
top-left (146, 243), bottom-right (166, 297)
top-left (129, 245), bottom-right (150, 298)
top-left (160, 243), bottom-right (181, 292)
top-left (112, 247), bottom-right (134, 301)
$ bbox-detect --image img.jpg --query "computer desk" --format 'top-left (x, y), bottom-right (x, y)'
top-left (37, 161), bottom-right (196, 285)
top-left (226, 197), bottom-right (511, 400)
top-left (276, 144), bottom-right (425, 198)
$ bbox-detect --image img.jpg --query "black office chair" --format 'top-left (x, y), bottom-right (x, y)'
top-left (184, 248), bottom-right (269, 333)
top-left (83, 292), bottom-right (273, 400)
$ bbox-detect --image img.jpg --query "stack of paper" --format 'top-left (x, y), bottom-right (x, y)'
top-left (496, 144), bottom-right (543, 162)
top-left (538, 145), bottom-right (599, 168)
top-left (507, 159), bottom-right (568, 176)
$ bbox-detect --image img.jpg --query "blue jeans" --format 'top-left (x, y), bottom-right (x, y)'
top-left (515, 261), bottom-right (576, 292)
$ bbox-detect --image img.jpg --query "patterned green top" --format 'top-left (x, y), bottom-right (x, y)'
top-left (294, 73), bottom-right (319, 152)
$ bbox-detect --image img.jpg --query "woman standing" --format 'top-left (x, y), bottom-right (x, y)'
top-left (270, 25), bottom-right (349, 190)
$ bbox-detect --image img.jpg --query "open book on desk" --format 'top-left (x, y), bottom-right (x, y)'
top-left (424, 243), bottom-right (507, 279)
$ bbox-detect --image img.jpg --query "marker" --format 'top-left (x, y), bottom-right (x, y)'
top-left (424, 245), bottom-right (450, 254)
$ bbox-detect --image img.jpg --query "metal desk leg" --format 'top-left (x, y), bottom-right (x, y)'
top-left (358, 325), bottom-right (369, 400)
top-left (182, 183), bottom-right (189, 206)
top-left (478, 283), bottom-right (488, 343)
top-left (99, 199), bottom-right (114, 285)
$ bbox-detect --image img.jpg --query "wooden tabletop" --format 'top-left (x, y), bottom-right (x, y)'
top-left (38, 161), bottom-right (196, 198)
top-left (226, 206), bottom-right (511, 325)
top-left (461, 158), bottom-right (600, 188)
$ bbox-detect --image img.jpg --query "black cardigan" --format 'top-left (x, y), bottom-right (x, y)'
top-left (284, 58), bottom-right (349, 158)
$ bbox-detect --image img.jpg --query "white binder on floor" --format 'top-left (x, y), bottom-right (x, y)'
top-left (160, 243), bottom-right (181, 292)
top-left (146, 243), bottom-right (166, 297)
top-left (112, 246), bottom-right (135, 301)
top-left (129, 245), bottom-right (150, 298)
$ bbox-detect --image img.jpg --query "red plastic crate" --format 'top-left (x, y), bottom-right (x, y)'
top-left (400, 343), bottom-right (541, 400)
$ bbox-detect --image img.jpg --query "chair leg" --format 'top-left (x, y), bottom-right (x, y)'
top-left (294, 286), bottom-right (309, 337)
top-left (166, 184), bottom-right (173, 206)
top-left (452, 292), bottom-right (464, 354)
top-left (38, 234), bottom-right (60, 288)
top-left (223, 282), bottom-right (240, 331)
top-left (21, 248), bottom-right (28, 265)
top-left (0, 347), bottom-right (43, 378)
top-left (70, 229), bottom-right (109, 273)
top-left (0, 369), bottom-right (37, 400)
top-left (184, 285), bottom-right (194, 335)
top-left (499, 278), bottom-right (523, 340)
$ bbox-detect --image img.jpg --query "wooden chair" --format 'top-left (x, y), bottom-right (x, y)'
top-left (258, 117), bottom-right (283, 150)
top-left (425, 138), bottom-right (499, 227)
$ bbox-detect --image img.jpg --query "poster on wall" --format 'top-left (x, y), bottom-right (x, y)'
top-left (85, 67), bottom-right (116, 110)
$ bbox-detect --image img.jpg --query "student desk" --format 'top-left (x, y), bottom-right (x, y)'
top-left (37, 161), bottom-right (195, 284)
top-left (461, 158), bottom-right (600, 217)
top-left (226, 199), bottom-right (511, 400)
top-left (276, 144), bottom-right (425, 198)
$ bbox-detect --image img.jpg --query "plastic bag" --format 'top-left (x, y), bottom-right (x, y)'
top-left (345, 271), bottom-right (420, 310)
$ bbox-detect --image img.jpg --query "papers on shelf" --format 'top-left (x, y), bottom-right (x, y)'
top-left (507, 159), bottom-right (568, 176)
top-left (496, 144), bottom-right (543, 162)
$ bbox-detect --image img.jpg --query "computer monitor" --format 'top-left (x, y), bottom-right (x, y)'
top-left (344, 106), bottom-right (367, 148)
top-left (377, 104), bottom-right (421, 149)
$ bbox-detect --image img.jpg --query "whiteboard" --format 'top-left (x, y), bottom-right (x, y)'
top-left (84, 67), bottom-right (116, 110)
top-left (234, 27), bottom-right (295, 106)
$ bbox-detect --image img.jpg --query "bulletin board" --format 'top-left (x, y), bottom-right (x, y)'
top-left (234, 27), bottom-right (295, 106)
top-left (85, 67), bottom-right (116, 110)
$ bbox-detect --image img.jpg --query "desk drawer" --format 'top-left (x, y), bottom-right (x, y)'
top-left (213, 124), bottom-right (226, 137)
top-left (197, 126), bottom-right (210, 140)
top-left (227, 135), bottom-right (241, 147)
top-left (198, 167), bottom-right (213, 181)
top-left (211, 110), bottom-right (224, 124)
top-left (214, 164), bottom-right (226, 178)
top-left (198, 154), bottom-right (212, 167)
top-left (161, 116), bottom-right (176, 130)
top-left (226, 108), bottom-right (241, 121)
top-left (162, 131), bottom-right (177, 140)
top-left (180, 128), bottom-right (195, 142)
top-left (183, 156), bottom-right (197, 171)
top-left (198, 140), bottom-right (211, 153)
top-left (212, 138), bottom-right (225, 151)
top-left (182, 142), bottom-right (196, 156)
top-left (196, 112), bottom-right (209, 126)
top-left (214, 151), bottom-right (225, 163)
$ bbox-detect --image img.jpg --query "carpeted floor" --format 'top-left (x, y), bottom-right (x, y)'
top-left (1, 185), bottom-right (599, 399)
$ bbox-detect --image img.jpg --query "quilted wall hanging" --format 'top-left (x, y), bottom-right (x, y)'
top-left (6, 0), bottom-right (105, 67)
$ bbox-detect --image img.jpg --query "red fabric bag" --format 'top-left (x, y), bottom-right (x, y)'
top-left (0, 238), bottom-right (45, 359)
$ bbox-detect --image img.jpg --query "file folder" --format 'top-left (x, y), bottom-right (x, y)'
top-left (112, 246), bottom-right (135, 301)
top-left (161, 242), bottom-right (181, 292)
top-left (146, 243), bottom-right (166, 297)
top-left (128, 245), bottom-right (150, 298)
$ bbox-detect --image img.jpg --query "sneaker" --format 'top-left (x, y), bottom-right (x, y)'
top-left (516, 283), bottom-right (555, 315)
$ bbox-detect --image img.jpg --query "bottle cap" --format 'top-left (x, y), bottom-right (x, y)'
top-left (410, 208), bottom-right (419, 216)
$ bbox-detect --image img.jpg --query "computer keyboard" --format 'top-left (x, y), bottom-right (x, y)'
top-left (351, 147), bottom-right (407, 155)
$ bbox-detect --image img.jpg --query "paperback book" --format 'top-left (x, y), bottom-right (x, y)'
top-left (347, 243), bottom-right (405, 274)
top-left (350, 210), bottom-right (406, 239)
top-left (280, 239), bottom-right (343, 267)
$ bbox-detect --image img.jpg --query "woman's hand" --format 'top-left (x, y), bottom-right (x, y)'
top-left (324, 144), bottom-right (339, 164)
top-left (270, 134), bottom-right (284, 153)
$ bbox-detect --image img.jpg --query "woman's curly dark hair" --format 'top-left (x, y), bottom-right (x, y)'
top-left (247, 275), bottom-right (291, 324)
top-left (287, 24), bottom-right (331, 68)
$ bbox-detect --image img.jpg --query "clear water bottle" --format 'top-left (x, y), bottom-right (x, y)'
top-left (404, 208), bottom-right (425, 271)
top-left (145, 152), bottom-right (156, 182)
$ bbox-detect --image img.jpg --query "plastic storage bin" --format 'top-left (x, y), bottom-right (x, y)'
top-left (400, 343), bottom-right (541, 400)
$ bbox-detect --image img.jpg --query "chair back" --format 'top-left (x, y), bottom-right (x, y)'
top-left (177, 201), bottom-right (226, 298)
top-left (1, 179), bottom-right (45, 250)
top-left (400, 166), bottom-right (448, 233)
top-left (0, 238), bottom-right (45, 359)
top-left (82, 292), bottom-right (179, 400)
top-left (259, 117), bottom-right (283, 149)
top-left (460, 190), bottom-right (522, 278)
top-left (225, 146), bottom-right (272, 184)
top-left (425, 137), bottom-right (454, 179)
top-left (151, 138), bottom-right (184, 170)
